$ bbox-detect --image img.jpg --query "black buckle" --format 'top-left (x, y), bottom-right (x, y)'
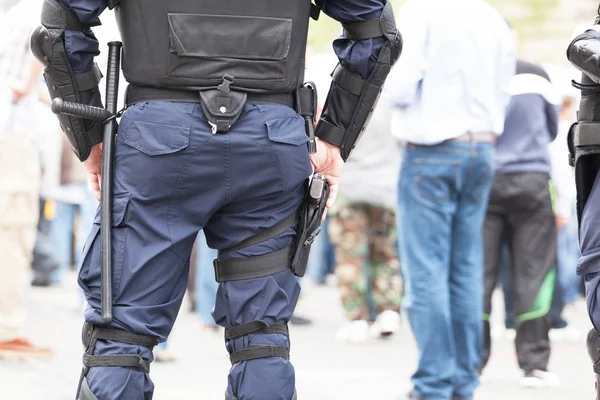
top-left (217, 75), bottom-right (234, 93)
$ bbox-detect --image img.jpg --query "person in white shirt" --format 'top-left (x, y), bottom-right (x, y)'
top-left (386, 0), bottom-right (515, 398)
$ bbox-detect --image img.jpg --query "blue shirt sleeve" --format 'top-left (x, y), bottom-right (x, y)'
top-left (57, 0), bottom-right (107, 74)
top-left (315, 0), bottom-right (390, 79)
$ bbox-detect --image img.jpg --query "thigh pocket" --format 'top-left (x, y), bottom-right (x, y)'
top-left (78, 193), bottom-right (131, 298)
top-left (413, 158), bottom-right (460, 209)
top-left (265, 115), bottom-right (312, 190)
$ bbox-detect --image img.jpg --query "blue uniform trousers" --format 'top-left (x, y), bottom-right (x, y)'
top-left (78, 100), bottom-right (312, 400)
top-left (579, 172), bottom-right (600, 334)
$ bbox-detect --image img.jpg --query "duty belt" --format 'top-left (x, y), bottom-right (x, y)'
top-left (125, 84), bottom-right (315, 115)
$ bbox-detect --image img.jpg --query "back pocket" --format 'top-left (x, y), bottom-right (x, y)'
top-left (119, 120), bottom-right (190, 156)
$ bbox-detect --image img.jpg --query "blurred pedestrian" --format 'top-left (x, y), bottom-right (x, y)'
top-left (481, 60), bottom-right (561, 387)
top-left (328, 104), bottom-right (402, 343)
top-left (388, 0), bottom-right (515, 398)
top-left (0, 0), bottom-right (51, 358)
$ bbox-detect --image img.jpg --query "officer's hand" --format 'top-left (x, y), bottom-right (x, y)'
top-left (309, 139), bottom-right (343, 214)
top-left (84, 143), bottom-right (103, 201)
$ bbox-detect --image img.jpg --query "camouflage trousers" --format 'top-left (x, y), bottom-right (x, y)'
top-left (329, 198), bottom-right (402, 321)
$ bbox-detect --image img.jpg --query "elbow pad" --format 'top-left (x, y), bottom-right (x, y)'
top-left (314, 2), bottom-right (402, 161)
top-left (567, 32), bottom-right (600, 84)
top-left (30, 0), bottom-right (103, 162)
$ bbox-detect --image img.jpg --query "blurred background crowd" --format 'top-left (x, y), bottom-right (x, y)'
top-left (0, 0), bottom-right (598, 399)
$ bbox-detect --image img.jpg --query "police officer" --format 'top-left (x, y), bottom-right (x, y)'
top-left (30, 0), bottom-right (401, 398)
top-left (567, 9), bottom-right (600, 399)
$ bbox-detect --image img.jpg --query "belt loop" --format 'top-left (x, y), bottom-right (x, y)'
top-left (468, 130), bottom-right (475, 155)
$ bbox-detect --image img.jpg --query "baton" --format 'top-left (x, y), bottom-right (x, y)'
top-left (51, 41), bottom-right (122, 325)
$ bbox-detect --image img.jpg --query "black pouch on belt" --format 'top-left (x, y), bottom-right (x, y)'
top-left (199, 76), bottom-right (247, 134)
top-left (291, 173), bottom-right (330, 277)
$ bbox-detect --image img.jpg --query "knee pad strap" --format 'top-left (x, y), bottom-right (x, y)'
top-left (225, 320), bottom-right (290, 365)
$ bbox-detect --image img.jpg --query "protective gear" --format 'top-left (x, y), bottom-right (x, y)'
top-left (568, 32), bottom-right (600, 84)
top-left (110, 0), bottom-right (313, 94)
top-left (314, 2), bottom-right (402, 161)
top-left (76, 322), bottom-right (160, 400)
top-left (566, 74), bottom-right (600, 224)
top-left (588, 328), bottom-right (600, 400)
top-left (213, 174), bottom-right (329, 283)
top-left (30, 0), bottom-right (104, 162)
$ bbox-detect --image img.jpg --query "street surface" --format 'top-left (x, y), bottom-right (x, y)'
top-left (0, 272), bottom-right (594, 399)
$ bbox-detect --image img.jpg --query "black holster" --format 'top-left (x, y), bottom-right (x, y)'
top-left (291, 174), bottom-right (329, 277)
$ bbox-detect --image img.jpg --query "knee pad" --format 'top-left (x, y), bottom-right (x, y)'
top-left (76, 322), bottom-right (160, 399)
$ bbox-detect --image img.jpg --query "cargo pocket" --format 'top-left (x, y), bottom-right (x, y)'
top-left (78, 193), bottom-right (131, 298)
top-left (265, 116), bottom-right (312, 191)
top-left (166, 13), bottom-right (291, 81)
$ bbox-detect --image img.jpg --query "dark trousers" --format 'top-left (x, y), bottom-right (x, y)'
top-left (482, 172), bottom-right (556, 373)
top-left (79, 101), bottom-right (312, 399)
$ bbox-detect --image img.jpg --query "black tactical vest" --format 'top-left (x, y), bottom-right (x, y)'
top-left (111, 0), bottom-right (312, 94)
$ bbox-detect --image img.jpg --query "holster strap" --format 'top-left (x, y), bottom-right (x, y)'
top-left (214, 246), bottom-right (292, 282)
top-left (229, 345), bottom-right (290, 365)
top-left (219, 213), bottom-right (297, 255)
top-left (225, 321), bottom-right (289, 341)
top-left (332, 63), bottom-right (366, 96)
top-left (342, 19), bottom-right (384, 40)
top-left (41, 0), bottom-right (101, 30)
top-left (75, 64), bottom-right (103, 91)
top-left (83, 353), bottom-right (151, 373)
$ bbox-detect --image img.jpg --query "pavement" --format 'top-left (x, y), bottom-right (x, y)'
top-left (0, 272), bottom-right (595, 400)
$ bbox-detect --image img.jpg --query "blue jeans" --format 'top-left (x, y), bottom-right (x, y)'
top-left (305, 218), bottom-right (335, 284)
top-left (50, 200), bottom-right (80, 283)
top-left (195, 230), bottom-right (218, 326)
top-left (557, 211), bottom-right (581, 305)
top-left (397, 142), bottom-right (494, 400)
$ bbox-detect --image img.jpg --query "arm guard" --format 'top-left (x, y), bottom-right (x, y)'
top-left (314, 2), bottom-right (402, 161)
top-left (567, 31), bottom-right (600, 84)
top-left (30, 0), bottom-right (104, 161)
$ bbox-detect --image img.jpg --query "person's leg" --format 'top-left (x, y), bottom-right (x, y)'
top-left (508, 173), bottom-right (557, 381)
top-left (559, 213), bottom-right (582, 305)
top-left (329, 199), bottom-right (370, 321)
top-left (481, 176), bottom-right (505, 373)
top-left (76, 101), bottom-right (212, 399)
top-left (0, 133), bottom-right (49, 357)
top-left (31, 197), bottom-right (61, 285)
top-left (397, 144), bottom-right (459, 400)
top-left (50, 200), bottom-right (77, 283)
top-left (305, 217), bottom-right (329, 284)
top-left (208, 103), bottom-right (313, 399)
top-left (367, 206), bottom-right (401, 334)
top-left (195, 229), bottom-right (219, 328)
top-left (449, 142), bottom-right (494, 399)
top-left (499, 237), bottom-right (516, 330)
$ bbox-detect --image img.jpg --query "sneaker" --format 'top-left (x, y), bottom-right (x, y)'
top-left (369, 310), bottom-right (401, 338)
top-left (335, 320), bottom-right (370, 344)
top-left (0, 338), bottom-right (52, 359)
top-left (549, 326), bottom-right (581, 343)
top-left (520, 369), bottom-right (560, 388)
